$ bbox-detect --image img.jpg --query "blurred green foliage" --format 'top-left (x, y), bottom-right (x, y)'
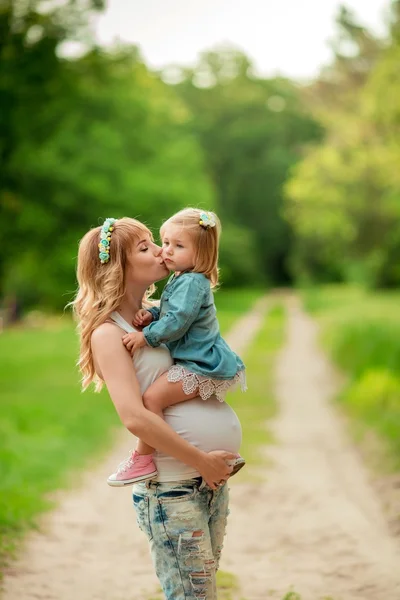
top-left (1, 1), bottom-right (216, 311)
top-left (285, 3), bottom-right (400, 289)
top-left (173, 50), bottom-right (322, 285)
top-left (0, 0), bottom-right (321, 316)
top-left (2, 0), bottom-right (400, 312)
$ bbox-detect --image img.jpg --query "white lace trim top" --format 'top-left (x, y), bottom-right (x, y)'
top-left (167, 364), bottom-right (247, 402)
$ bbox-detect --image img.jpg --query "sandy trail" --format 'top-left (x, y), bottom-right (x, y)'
top-left (221, 297), bottom-right (400, 600)
top-left (1, 298), bottom-right (268, 600)
top-left (3, 296), bottom-right (400, 600)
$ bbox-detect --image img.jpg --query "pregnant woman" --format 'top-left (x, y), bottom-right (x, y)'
top-left (72, 216), bottom-right (243, 599)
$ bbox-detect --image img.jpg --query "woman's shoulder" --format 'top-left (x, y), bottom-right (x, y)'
top-left (91, 321), bottom-right (123, 349)
top-left (90, 321), bottom-right (131, 381)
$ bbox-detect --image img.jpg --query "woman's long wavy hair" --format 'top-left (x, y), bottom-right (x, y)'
top-left (71, 217), bottom-right (154, 392)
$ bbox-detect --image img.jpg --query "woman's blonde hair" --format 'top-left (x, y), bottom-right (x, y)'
top-left (161, 208), bottom-right (221, 288)
top-left (71, 217), bottom-right (154, 392)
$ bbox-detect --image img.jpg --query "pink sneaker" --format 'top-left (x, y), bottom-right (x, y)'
top-left (107, 450), bottom-right (158, 487)
top-left (227, 454), bottom-right (246, 477)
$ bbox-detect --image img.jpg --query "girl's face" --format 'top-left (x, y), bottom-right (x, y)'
top-left (161, 223), bottom-right (196, 273)
top-left (126, 233), bottom-right (169, 286)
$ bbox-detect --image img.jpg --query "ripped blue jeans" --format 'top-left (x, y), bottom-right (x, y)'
top-left (132, 478), bottom-right (229, 600)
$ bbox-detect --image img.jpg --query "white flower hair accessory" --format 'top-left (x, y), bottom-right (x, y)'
top-left (199, 211), bottom-right (216, 229)
top-left (98, 217), bottom-right (117, 264)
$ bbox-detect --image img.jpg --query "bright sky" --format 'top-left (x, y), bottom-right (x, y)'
top-left (93, 0), bottom-right (389, 79)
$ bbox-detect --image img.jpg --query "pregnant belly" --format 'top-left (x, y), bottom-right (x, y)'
top-left (154, 397), bottom-right (242, 482)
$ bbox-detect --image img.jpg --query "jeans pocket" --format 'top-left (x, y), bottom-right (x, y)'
top-left (132, 493), bottom-right (153, 541)
top-left (157, 485), bottom-right (197, 504)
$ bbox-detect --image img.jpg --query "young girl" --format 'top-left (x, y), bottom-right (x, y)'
top-left (107, 207), bottom-right (246, 486)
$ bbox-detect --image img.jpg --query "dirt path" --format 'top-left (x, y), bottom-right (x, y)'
top-left (3, 296), bottom-right (400, 600)
top-left (1, 298), bottom-right (268, 600)
top-left (221, 297), bottom-right (400, 600)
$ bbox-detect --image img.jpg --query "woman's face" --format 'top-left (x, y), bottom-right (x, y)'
top-left (126, 233), bottom-right (169, 287)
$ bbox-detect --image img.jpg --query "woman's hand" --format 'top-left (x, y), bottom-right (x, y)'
top-left (198, 450), bottom-right (235, 489)
top-left (133, 309), bottom-right (153, 328)
top-left (122, 331), bottom-right (147, 355)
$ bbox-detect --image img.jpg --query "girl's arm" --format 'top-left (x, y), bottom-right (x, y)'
top-left (143, 274), bottom-right (207, 347)
top-left (147, 306), bottom-right (160, 321)
top-left (91, 324), bottom-right (233, 488)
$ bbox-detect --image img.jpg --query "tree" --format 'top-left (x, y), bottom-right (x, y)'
top-left (1, 3), bottom-right (216, 310)
top-left (285, 2), bottom-right (400, 288)
top-left (171, 46), bottom-right (321, 285)
top-left (0, 0), bottom-right (104, 300)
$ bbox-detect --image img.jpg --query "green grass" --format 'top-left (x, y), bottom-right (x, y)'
top-left (302, 284), bottom-right (400, 469)
top-left (0, 288), bottom-right (264, 577)
top-left (0, 318), bottom-right (120, 572)
top-left (216, 570), bottom-right (240, 600)
top-left (229, 303), bottom-right (286, 468)
top-left (214, 287), bottom-right (265, 334)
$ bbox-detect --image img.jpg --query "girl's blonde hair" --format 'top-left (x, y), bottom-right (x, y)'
top-left (71, 217), bottom-right (154, 392)
top-left (161, 208), bottom-right (221, 288)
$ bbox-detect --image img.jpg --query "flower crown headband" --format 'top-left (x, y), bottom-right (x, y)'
top-left (98, 213), bottom-right (214, 263)
top-left (199, 211), bottom-right (216, 229)
top-left (98, 217), bottom-right (117, 264)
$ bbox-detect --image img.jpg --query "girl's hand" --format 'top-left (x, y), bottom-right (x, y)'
top-left (198, 450), bottom-right (235, 489)
top-left (133, 309), bottom-right (153, 328)
top-left (122, 332), bottom-right (147, 355)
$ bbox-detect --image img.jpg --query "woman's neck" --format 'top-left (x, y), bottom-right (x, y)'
top-left (115, 284), bottom-right (147, 323)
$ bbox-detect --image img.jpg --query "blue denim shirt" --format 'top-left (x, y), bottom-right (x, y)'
top-left (143, 272), bottom-right (244, 380)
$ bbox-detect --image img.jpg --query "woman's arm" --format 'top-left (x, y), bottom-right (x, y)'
top-left (91, 324), bottom-right (233, 488)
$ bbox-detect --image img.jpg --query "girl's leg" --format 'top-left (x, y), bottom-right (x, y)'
top-left (144, 371), bottom-right (199, 416)
top-left (133, 480), bottom-right (218, 600)
top-left (137, 372), bottom-right (199, 455)
top-left (108, 374), bottom-right (199, 485)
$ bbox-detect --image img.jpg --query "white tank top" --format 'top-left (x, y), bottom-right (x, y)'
top-left (110, 312), bottom-right (242, 481)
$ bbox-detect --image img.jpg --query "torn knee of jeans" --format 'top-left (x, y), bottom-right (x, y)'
top-left (189, 568), bottom-right (214, 599)
top-left (192, 530), bottom-right (203, 537)
top-left (178, 530), bottom-right (205, 557)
